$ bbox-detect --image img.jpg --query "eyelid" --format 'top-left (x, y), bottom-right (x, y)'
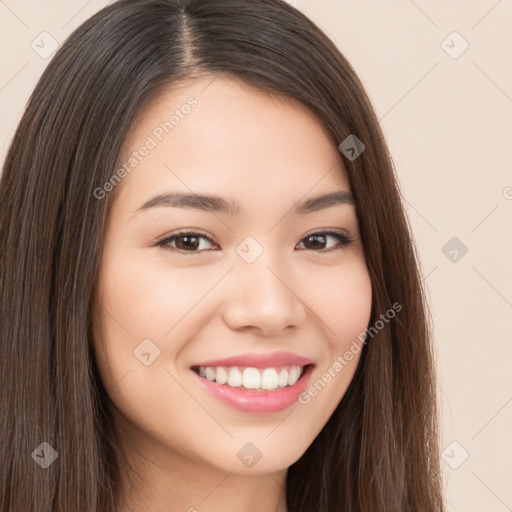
top-left (304, 227), bottom-right (351, 238)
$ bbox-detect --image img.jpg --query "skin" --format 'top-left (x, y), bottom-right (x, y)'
top-left (92, 76), bottom-right (373, 512)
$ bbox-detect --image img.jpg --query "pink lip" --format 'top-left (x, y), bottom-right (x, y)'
top-left (192, 351), bottom-right (315, 369)
top-left (191, 364), bottom-right (314, 414)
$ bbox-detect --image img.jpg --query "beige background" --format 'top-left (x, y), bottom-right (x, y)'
top-left (1, 1), bottom-right (511, 510)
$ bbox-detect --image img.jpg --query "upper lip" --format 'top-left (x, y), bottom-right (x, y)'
top-left (192, 351), bottom-right (315, 369)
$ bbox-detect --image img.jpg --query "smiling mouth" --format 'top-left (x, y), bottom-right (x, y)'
top-left (191, 364), bottom-right (314, 392)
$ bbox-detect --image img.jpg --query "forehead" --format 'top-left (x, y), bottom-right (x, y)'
top-left (113, 76), bottom-right (351, 212)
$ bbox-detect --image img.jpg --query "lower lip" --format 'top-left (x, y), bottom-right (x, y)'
top-left (191, 365), bottom-right (314, 414)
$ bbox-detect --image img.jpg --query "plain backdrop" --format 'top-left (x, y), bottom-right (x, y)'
top-left (1, 1), bottom-right (511, 510)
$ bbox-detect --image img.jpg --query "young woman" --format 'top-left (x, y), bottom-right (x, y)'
top-left (0, 1), bottom-right (445, 511)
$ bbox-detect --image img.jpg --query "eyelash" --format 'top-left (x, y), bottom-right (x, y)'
top-left (154, 228), bottom-right (355, 255)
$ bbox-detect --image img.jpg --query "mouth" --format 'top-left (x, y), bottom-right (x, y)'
top-left (190, 363), bottom-right (315, 413)
top-left (190, 363), bottom-right (315, 392)
top-left (189, 351), bottom-right (316, 413)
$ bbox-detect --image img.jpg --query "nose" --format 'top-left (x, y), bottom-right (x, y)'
top-left (221, 253), bottom-right (307, 336)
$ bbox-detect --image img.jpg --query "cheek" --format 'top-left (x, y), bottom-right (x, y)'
top-left (91, 250), bottom-right (213, 440)
top-left (327, 262), bottom-right (372, 379)
top-left (294, 259), bottom-right (372, 427)
top-left (92, 248), bottom-right (225, 387)
top-left (305, 258), bottom-right (373, 346)
top-left (97, 250), bottom-right (218, 338)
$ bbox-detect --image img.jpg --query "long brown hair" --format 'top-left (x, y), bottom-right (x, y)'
top-left (0, 0), bottom-right (444, 510)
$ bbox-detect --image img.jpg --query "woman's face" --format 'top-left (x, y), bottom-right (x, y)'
top-left (93, 76), bottom-right (372, 478)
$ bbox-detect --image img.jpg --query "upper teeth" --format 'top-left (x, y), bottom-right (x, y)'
top-left (196, 365), bottom-right (304, 391)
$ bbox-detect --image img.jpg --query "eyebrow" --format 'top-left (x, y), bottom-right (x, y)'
top-left (133, 190), bottom-right (355, 216)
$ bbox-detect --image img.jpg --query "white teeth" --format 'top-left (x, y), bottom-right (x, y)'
top-left (278, 369), bottom-right (288, 387)
top-left (195, 364), bottom-right (306, 391)
top-left (288, 366), bottom-right (302, 386)
top-left (215, 366), bottom-right (228, 385)
top-left (261, 368), bottom-right (279, 390)
top-left (242, 367), bottom-right (261, 389)
top-left (227, 367), bottom-right (242, 387)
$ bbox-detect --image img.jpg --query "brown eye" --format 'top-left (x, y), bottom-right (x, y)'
top-left (296, 231), bottom-right (354, 252)
top-left (156, 231), bottom-right (218, 253)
